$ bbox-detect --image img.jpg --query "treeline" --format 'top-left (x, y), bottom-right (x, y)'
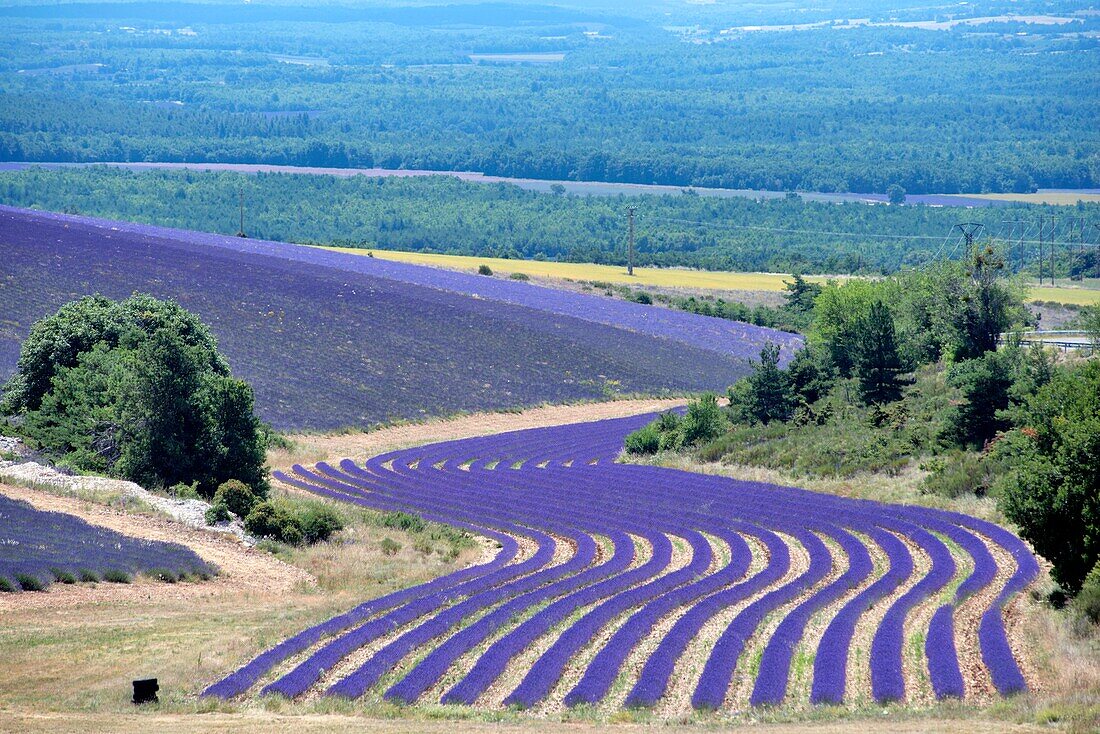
top-left (0, 17), bottom-right (1096, 193)
top-left (3, 166), bottom-right (1094, 274)
top-left (627, 248), bottom-right (1100, 618)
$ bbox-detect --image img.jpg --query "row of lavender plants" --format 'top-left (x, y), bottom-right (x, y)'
top-left (0, 495), bottom-right (216, 591)
top-left (205, 413), bottom-right (1037, 710)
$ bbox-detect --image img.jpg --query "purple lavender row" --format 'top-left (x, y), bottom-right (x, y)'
top-left (811, 528), bottom-right (911, 705)
top-left (750, 527), bottom-right (873, 707)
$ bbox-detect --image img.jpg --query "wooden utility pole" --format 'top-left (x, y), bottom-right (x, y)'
top-left (627, 206), bottom-right (636, 276)
top-left (1038, 215), bottom-right (1044, 285)
top-left (1050, 214), bottom-right (1056, 286)
top-left (236, 188), bottom-right (246, 238)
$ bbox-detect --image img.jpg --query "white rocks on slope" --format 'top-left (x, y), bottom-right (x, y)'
top-left (0, 446), bottom-right (255, 546)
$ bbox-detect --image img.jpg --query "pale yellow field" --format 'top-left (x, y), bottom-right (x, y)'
top-left (957, 193), bottom-right (1100, 205)
top-left (321, 246), bottom-right (1100, 306)
top-left (1028, 285), bottom-right (1100, 306)
top-left (320, 246), bottom-right (821, 291)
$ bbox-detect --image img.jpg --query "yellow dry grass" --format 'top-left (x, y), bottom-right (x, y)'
top-left (318, 246), bottom-right (1098, 306)
top-left (319, 245), bottom-right (821, 292)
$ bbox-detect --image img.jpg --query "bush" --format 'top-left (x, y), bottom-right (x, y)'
top-left (1075, 560), bottom-right (1100, 625)
top-left (477, 264), bottom-right (493, 276)
top-left (244, 501), bottom-right (298, 543)
top-left (167, 482), bottom-right (201, 499)
top-left (299, 504), bottom-right (345, 544)
top-left (380, 511), bottom-right (427, 534)
top-left (632, 291), bottom-right (653, 305)
top-left (213, 479), bottom-right (258, 518)
top-left (681, 393), bottom-right (727, 446)
top-left (920, 451), bottom-right (1004, 498)
top-left (16, 573), bottom-right (46, 591)
top-left (78, 569), bottom-right (99, 582)
top-left (102, 569), bottom-right (132, 584)
top-left (50, 568), bottom-right (77, 584)
top-left (624, 423), bottom-right (660, 455)
top-left (205, 502), bottom-right (232, 525)
top-left (380, 537), bottom-right (401, 556)
top-left (0, 577), bottom-right (15, 592)
top-left (508, 272), bottom-right (530, 281)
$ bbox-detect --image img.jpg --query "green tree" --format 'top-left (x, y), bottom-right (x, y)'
top-left (854, 300), bottom-right (904, 405)
top-left (680, 393), bottom-right (727, 446)
top-left (809, 279), bottom-right (885, 376)
top-left (4, 295), bottom-right (267, 498)
top-left (886, 184), bottom-right (906, 205)
top-left (997, 360), bottom-right (1100, 593)
top-left (732, 342), bottom-right (793, 425)
top-left (942, 350), bottom-right (1017, 448)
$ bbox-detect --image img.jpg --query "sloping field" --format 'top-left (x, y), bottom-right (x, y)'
top-left (0, 207), bottom-right (801, 430)
top-left (209, 414), bottom-right (1039, 713)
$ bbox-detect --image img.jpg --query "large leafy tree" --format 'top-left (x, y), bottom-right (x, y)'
top-left (997, 360), bottom-right (1100, 593)
top-left (4, 295), bottom-right (267, 497)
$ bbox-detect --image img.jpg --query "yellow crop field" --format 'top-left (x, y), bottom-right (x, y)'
top-left (1027, 285), bottom-right (1100, 306)
top-left (320, 246), bottom-right (825, 291)
top-left (320, 247), bottom-right (1100, 306)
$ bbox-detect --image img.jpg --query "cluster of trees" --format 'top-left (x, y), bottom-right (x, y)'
top-left (1, 295), bottom-right (268, 499)
top-left (6, 166), bottom-right (1090, 275)
top-left (1, 12), bottom-right (1096, 194)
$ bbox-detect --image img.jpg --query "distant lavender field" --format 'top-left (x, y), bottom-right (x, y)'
top-left (0, 206), bottom-right (800, 429)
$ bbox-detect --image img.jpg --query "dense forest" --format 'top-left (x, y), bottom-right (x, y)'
top-left (4, 165), bottom-right (1098, 274)
top-left (0, 2), bottom-right (1096, 194)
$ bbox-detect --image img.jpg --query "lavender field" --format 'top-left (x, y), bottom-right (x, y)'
top-left (0, 206), bottom-right (800, 429)
top-left (0, 495), bottom-right (215, 591)
top-left (207, 413), bottom-right (1038, 710)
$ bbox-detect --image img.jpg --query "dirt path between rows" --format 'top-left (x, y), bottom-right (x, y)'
top-left (0, 482), bottom-right (311, 611)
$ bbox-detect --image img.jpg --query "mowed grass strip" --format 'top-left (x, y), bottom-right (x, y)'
top-left (320, 247), bottom-right (1100, 306)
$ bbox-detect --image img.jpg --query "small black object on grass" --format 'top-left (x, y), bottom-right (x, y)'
top-left (132, 678), bottom-right (159, 705)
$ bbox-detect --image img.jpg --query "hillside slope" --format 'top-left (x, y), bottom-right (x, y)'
top-left (0, 207), bottom-right (798, 429)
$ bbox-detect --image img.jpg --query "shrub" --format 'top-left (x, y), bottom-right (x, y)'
top-left (244, 501), bottom-right (299, 544)
top-left (509, 272), bottom-right (530, 281)
top-left (299, 504), bottom-right (345, 544)
top-left (681, 393), bottom-right (727, 446)
top-left (213, 479), bottom-right (257, 518)
top-left (380, 537), bottom-right (402, 556)
top-left (380, 511), bottom-right (427, 534)
top-left (16, 573), bottom-right (46, 591)
top-left (624, 423), bottom-right (660, 455)
top-left (102, 569), bottom-right (132, 584)
top-left (168, 482), bottom-right (201, 499)
top-left (1075, 560), bottom-right (1100, 625)
top-left (78, 569), bottom-right (99, 582)
top-left (50, 568), bottom-right (77, 584)
top-left (477, 264), bottom-right (493, 276)
top-left (920, 451), bottom-right (1005, 498)
top-left (146, 568), bottom-right (178, 583)
top-left (205, 502), bottom-right (232, 525)
top-left (0, 577), bottom-right (15, 592)
top-left (632, 291), bottom-right (653, 305)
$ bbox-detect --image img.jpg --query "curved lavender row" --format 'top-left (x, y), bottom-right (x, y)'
top-left (442, 530), bottom-right (638, 705)
top-left (385, 531), bottom-right (601, 704)
top-left (503, 531), bottom-right (684, 708)
top-left (692, 528), bottom-right (831, 711)
top-left (264, 468), bottom-right (567, 699)
top-left (811, 528), bottom-right (911, 705)
top-left (869, 525), bottom-right (955, 703)
top-left (564, 527), bottom-right (752, 707)
top-left (750, 527), bottom-right (873, 707)
top-left (203, 470), bottom-right (521, 699)
top-left (624, 526), bottom-right (789, 708)
top-left (1, 206), bottom-right (802, 364)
